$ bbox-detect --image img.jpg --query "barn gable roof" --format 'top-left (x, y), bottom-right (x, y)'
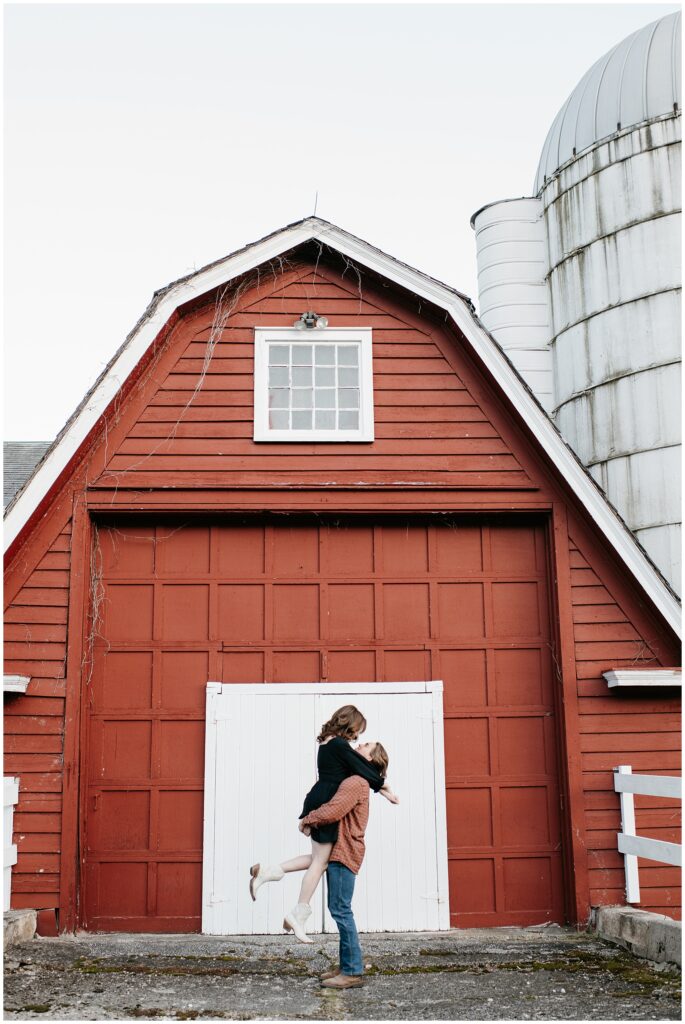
top-left (4, 216), bottom-right (680, 635)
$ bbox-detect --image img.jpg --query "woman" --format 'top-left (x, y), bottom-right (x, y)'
top-left (249, 705), bottom-right (398, 942)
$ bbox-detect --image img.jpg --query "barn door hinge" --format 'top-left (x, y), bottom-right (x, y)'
top-left (421, 893), bottom-right (447, 902)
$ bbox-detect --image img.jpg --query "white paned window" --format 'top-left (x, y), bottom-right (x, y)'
top-left (253, 328), bottom-right (374, 441)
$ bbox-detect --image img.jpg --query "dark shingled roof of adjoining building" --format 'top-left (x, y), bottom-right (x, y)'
top-left (4, 442), bottom-right (51, 509)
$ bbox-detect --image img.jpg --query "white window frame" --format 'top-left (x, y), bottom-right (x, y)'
top-left (253, 327), bottom-right (374, 442)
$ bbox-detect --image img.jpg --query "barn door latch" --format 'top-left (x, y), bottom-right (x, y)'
top-left (421, 892), bottom-right (446, 902)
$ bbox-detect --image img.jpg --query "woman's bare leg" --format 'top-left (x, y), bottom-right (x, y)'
top-left (298, 840), bottom-right (333, 904)
top-left (279, 854), bottom-right (312, 873)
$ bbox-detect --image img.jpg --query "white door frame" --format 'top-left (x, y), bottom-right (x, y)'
top-left (202, 681), bottom-right (449, 933)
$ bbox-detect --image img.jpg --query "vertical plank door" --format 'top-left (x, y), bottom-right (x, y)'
top-left (202, 685), bottom-right (319, 935)
top-left (202, 682), bottom-right (449, 934)
top-left (317, 689), bottom-right (448, 933)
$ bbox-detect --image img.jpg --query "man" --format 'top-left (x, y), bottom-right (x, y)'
top-left (299, 740), bottom-right (390, 990)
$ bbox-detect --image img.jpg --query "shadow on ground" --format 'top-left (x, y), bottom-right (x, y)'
top-left (4, 926), bottom-right (681, 1020)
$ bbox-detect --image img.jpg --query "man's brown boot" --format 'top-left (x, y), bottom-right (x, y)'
top-left (320, 973), bottom-right (363, 989)
top-left (319, 966), bottom-right (341, 981)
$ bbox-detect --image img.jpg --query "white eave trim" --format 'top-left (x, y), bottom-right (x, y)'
top-left (3, 219), bottom-right (317, 553)
top-left (4, 675), bottom-right (30, 694)
top-left (4, 217), bottom-right (681, 638)
top-left (604, 668), bottom-right (682, 688)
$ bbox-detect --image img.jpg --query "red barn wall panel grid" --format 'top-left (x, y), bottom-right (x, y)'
top-left (3, 249), bottom-right (680, 932)
top-left (84, 518), bottom-right (563, 931)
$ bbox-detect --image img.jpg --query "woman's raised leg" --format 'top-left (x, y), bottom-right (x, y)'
top-left (251, 840), bottom-right (332, 927)
top-left (279, 854), bottom-right (313, 873)
top-left (298, 839), bottom-right (333, 904)
top-left (250, 850), bottom-right (316, 900)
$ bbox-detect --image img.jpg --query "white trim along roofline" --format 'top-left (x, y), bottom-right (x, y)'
top-left (4, 217), bottom-right (680, 637)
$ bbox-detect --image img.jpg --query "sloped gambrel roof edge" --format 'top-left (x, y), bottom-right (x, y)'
top-left (4, 217), bottom-right (680, 636)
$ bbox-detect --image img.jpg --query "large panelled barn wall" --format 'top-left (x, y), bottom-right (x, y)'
top-left (3, 250), bottom-right (681, 931)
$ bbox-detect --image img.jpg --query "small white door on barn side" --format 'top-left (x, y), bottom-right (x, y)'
top-left (202, 682), bottom-right (449, 934)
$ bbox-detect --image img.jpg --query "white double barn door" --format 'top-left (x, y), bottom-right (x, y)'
top-left (202, 682), bottom-right (449, 934)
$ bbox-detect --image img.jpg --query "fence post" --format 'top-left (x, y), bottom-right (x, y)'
top-left (616, 765), bottom-right (640, 904)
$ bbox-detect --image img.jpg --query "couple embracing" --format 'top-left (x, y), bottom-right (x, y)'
top-left (249, 705), bottom-right (399, 989)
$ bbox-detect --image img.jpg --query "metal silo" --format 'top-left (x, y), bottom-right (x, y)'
top-left (472, 12), bottom-right (681, 593)
top-left (470, 198), bottom-right (554, 413)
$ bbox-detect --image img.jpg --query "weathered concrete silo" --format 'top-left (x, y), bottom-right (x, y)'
top-left (472, 12), bottom-right (682, 594)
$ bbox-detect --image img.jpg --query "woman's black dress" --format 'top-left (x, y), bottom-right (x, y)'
top-left (300, 736), bottom-right (385, 844)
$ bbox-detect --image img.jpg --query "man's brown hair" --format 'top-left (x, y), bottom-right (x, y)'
top-left (369, 742), bottom-right (389, 779)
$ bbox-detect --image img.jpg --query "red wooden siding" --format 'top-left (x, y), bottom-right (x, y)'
top-left (96, 269), bottom-right (532, 491)
top-left (3, 249), bottom-right (681, 931)
top-left (570, 539), bottom-right (681, 919)
top-left (84, 518), bottom-right (563, 931)
top-left (4, 519), bottom-right (72, 911)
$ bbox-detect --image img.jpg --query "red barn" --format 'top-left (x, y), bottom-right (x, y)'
top-left (4, 219), bottom-right (681, 935)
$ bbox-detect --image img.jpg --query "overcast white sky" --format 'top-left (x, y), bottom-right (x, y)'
top-left (4, 0), bottom-right (679, 441)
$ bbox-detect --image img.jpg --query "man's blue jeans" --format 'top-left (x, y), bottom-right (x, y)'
top-left (326, 861), bottom-right (363, 976)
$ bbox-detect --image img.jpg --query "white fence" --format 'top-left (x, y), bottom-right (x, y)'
top-left (614, 765), bottom-right (682, 904)
top-left (4, 777), bottom-right (19, 912)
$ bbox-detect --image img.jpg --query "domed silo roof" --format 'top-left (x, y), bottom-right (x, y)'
top-left (534, 11), bottom-right (681, 192)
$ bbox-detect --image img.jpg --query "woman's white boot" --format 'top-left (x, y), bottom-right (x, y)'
top-left (283, 902), bottom-right (313, 943)
top-left (249, 863), bottom-right (284, 901)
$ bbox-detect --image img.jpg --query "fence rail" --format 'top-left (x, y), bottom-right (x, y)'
top-left (3, 777), bottom-right (19, 913)
top-left (614, 765), bottom-right (682, 904)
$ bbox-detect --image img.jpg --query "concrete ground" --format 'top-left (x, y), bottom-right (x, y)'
top-left (3, 926), bottom-right (681, 1021)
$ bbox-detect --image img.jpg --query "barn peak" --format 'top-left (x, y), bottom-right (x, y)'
top-left (4, 217), bottom-right (680, 636)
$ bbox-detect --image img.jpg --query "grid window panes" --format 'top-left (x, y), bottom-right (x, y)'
top-left (268, 342), bottom-right (360, 431)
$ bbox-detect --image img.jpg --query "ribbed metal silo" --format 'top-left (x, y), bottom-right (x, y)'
top-left (472, 12), bottom-right (681, 594)
top-left (536, 12), bottom-right (681, 593)
top-left (471, 198), bottom-right (554, 413)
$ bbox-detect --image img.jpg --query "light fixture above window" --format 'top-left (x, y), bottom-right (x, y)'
top-left (293, 310), bottom-right (329, 330)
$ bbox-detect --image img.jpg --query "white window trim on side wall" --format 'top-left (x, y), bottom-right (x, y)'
top-left (253, 327), bottom-right (374, 442)
top-left (603, 668), bottom-right (682, 688)
top-left (3, 675), bottom-right (30, 694)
